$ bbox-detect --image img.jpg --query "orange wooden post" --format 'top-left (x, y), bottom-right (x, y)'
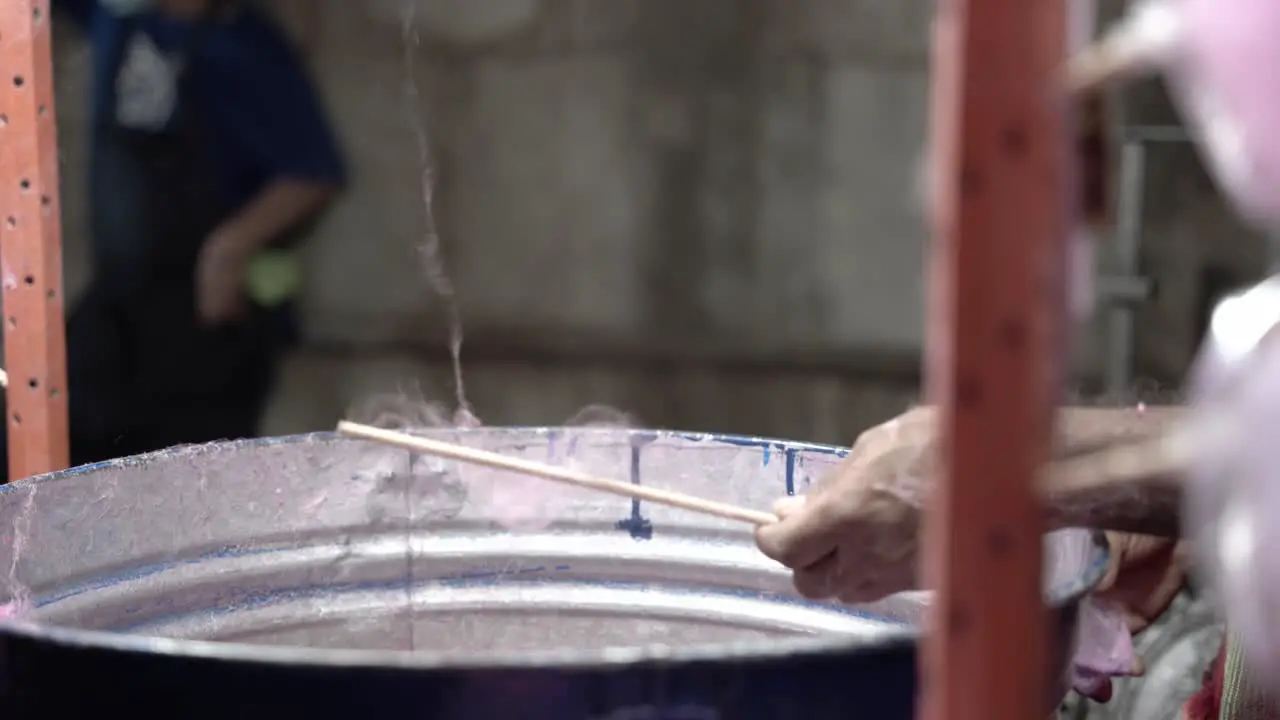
top-left (920, 0), bottom-right (1072, 716)
top-left (0, 0), bottom-right (71, 480)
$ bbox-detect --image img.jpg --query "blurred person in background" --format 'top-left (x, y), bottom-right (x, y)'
top-left (0, 0), bottom-right (346, 480)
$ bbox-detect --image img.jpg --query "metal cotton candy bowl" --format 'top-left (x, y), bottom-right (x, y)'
top-left (0, 428), bottom-right (1107, 719)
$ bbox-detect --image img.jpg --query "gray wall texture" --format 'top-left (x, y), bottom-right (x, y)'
top-left (34, 0), bottom-right (1268, 446)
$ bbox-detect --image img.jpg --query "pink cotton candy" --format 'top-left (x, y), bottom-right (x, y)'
top-left (1177, 8), bottom-right (1280, 225)
top-left (1188, 291), bottom-right (1280, 688)
top-left (460, 444), bottom-right (601, 531)
top-left (1137, 0), bottom-right (1280, 227)
top-left (463, 407), bottom-right (634, 531)
top-left (461, 464), bottom-right (567, 531)
top-left (0, 599), bottom-right (30, 620)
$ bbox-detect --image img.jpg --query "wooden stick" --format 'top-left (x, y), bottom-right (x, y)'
top-left (340, 417), bottom-right (1204, 533)
top-left (336, 420), bottom-right (779, 526)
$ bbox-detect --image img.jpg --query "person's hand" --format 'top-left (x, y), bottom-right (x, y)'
top-left (755, 405), bottom-right (1184, 604)
top-left (196, 230), bottom-right (252, 325)
top-left (755, 407), bottom-right (935, 603)
top-left (1094, 532), bottom-right (1186, 635)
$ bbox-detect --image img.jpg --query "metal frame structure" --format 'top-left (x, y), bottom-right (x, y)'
top-left (0, 0), bottom-right (70, 481)
top-left (922, 0), bottom-right (1070, 716)
top-left (0, 2), bottom-right (1072, 719)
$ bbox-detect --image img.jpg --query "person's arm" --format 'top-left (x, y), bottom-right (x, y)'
top-left (205, 13), bottom-right (347, 255)
top-left (209, 179), bottom-right (339, 256)
top-left (754, 403), bottom-right (1188, 603)
top-left (1044, 405), bottom-right (1186, 537)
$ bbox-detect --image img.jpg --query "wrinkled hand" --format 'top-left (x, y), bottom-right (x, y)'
top-left (756, 407), bottom-right (935, 603)
top-left (755, 405), bottom-right (1183, 604)
top-left (1095, 532), bottom-right (1186, 635)
top-left (196, 231), bottom-right (252, 326)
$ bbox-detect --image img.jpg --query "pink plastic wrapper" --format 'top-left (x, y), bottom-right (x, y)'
top-left (1045, 512), bottom-right (1142, 699)
top-left (1070, 598), bottom-right (1140, 700)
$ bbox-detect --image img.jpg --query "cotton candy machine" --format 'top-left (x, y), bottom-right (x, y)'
top-left (0, 429), bottom-right (1106, 718)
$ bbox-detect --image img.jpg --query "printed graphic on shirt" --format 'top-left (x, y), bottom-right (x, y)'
top-left (115, 33), bottom-right (179, 131)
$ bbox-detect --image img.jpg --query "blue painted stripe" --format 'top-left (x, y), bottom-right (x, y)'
top-left (614, 441), bottom-right (652, 540)
top-left (784, 448), bottom-right (797, 496)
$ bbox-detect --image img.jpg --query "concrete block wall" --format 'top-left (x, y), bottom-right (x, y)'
top-left (30, 0), bottom-right (1258, 449)
top-left (299, 0), bottom-right (935, 353)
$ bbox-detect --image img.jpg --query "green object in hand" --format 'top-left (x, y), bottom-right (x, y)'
top-left (246, 249), bottom-right (302, 307)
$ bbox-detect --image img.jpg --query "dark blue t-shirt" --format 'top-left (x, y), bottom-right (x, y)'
top-left (60, 0), bottom-right (346, 215)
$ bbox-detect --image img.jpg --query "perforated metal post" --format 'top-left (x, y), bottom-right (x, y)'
top-left (921, 0), bottom-right (1072, 716)
top-left (0, 0), bottom-right (70, 480)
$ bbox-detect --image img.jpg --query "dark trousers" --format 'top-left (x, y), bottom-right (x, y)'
top-left (0, 283), bottom-right (282, 482)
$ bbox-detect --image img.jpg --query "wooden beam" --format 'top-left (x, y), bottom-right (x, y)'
top-left (0, 0), bottom-right (70, 480)
top-left (920, 0), bottom-right (1072, 715)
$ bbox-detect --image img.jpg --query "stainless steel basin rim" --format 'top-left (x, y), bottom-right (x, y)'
top-left (0, 428), bottom-right (1108, 675)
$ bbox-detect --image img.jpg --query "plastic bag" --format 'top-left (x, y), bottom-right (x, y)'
top-left (1070, 597), bottom-right (1139, 701)
top-left (1040, 528), bottom-right (1142, 699)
